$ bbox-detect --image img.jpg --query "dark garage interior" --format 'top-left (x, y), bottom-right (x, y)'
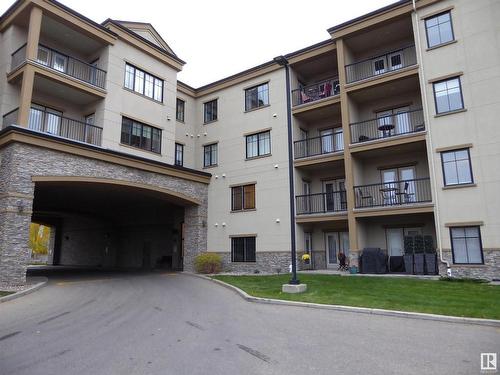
top-left (30, 181), bottom-right (186, 271)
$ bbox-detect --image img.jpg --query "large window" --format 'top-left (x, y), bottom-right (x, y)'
top-left (203, 143), bottom-right (218, 167)
top-left (441, 148), bottom-right (473, 186)
top-left (433, 77), bottom-right (464, 114)
top-left (231, 236), bottom-right (256, 262)
top-left (450, 226), bottom-right (483, 264)
top-left (120, 117), bottom-right (161, 153)
top-left (425, 11), bottom-right (454, 48)
top-left (204, 99), bottom-right (218, 123)
top-left (231, 184), bottom-right (256, 211)
top-left (124, 63), bottom-right (163, 102)
top-left (246, 130), bottom-right (271, 159)
top-left (245, 83), bottom-right (269, 111)
top-left (175, 143), bottom-right (184, 166)
top-left (176, 98), bottom-right (185, 122)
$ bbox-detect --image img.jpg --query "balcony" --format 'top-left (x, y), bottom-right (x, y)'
top-left (296, 192), bottom-right (347, 215)
top-left (2, 108), bottom-right (103, 146)
top-left (294, 131), bottom-right (344, 159)
top-left (354, 178), bottom-right (431, 209)
top-left (11, 43), bottom-right (107, 89)
top-left (345, 45), bottom-right (417, 84)
top-left (292, 77), bottom-right (340, 107)
top-left (350, 109), bottom-right (424, 144)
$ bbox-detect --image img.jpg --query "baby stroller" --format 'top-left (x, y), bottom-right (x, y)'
top-left (337, 252), bottom-right (349, 271)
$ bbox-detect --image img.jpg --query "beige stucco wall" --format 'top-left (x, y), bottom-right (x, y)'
top-left (101, 39), bottom-right (178, 164)
top-left (415, 0), bottom-right (500, 253)
top-left (191, 69), bottom-right (291, 254)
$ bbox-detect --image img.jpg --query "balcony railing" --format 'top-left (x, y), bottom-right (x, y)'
top-left (2, 107), bottom-right (103, 146)
top-left (11, 44), bottom-right (26, 71)
top-left (10, 43), bottom-right (106, 89)
top-left (294, 131), bottom-right (344, 159)
top-left (345, 45), bottom-right (417, 84)
top-left (354, 178), bottom-right (431, 209)
top-left (350, 109), bottom-right (424, 144)
top-left (296, 192), bottom-right (347, 215)
top-left (292, 77), bottom-right (340, 106)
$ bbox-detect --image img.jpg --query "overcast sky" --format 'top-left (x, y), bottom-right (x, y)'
top-left (0, 0), bottom-right (397, 87)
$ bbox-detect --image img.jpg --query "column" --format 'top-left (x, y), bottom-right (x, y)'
top-left (182, 204), bottom-right (208, 272)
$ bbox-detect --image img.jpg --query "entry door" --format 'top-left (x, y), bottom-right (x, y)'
top-left (320, 128), bottom-right (334, 153)
top-left (399, 167), bottom-right (416, 202)
top-left (85, 114), bottom-right (96, 144)
top-left (394, 106), bottom-right (410, 135)
top-left (388, 52), bottom-right (403, 70)
top-left (325, 232), bottom-right (340, 268)
top-left (387, 228), bottom-right (404, 256)
top-left (29, 104), bottom-right (62, 135)
top-left (373, 57), bottom-right (386, 75)
top-left (376, 109), bottom-right (393, 138)
top-left (302, 181), bottom-right (311, 214)
top-left (299, 128), bottom-right (308, 157)
top-left (333, 127), bottom-right (344, 151)
top-left (381, 169), bottom-right (398, 205)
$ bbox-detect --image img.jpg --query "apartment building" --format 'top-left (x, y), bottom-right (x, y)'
top-left (0, 0), bottom-right (498, 285)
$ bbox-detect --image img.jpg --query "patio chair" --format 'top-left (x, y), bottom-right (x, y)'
top-left (395, 182), bottom-right (415, 203)
top-left (356, 188), bottom-right (373, 207)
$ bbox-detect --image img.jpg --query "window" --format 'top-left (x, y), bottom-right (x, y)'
top-left (176, 98), bottom-right (185, 122)
top-left (231, 237), bottom-right (256, 262)
top-left (433, 77), bottom-right (464, 114)
top-left (231, 184), bottom-right (256, 211)
top-left (175, 143), bottom-right (184, 166)
top-left (204, 99), bottom-right (218, 123)
top-left (120, 117), bottom-right (161, 153)
top-left (245, 83), bottom-right (269, 111)
top-left (441, 148), bottom-right (473, 186)
top-left (450, 226), bottom-right (483, 264)
top-left (203, 143), bottom-right (218, 167)
top-left (304, 233), bottom-right (312, 255)
top-left (124, 63), bottom-right (163, 102)
top-left (425, 11), bottom-right (454, 48)
top-left (246, 130), bottom-right (271, 159)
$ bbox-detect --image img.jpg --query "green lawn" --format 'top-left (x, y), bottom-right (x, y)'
top-left (213, 274), bottom-right (500, 320)
top-left (0, 291), bottom-right (13, 298)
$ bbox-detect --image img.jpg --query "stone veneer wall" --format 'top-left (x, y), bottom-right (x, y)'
top-left (214, 251), bottom-right (294, 274)
top-left (0, 142), bottom-right (209, 285)
top-left (439, 249), bottom-right (500, 280)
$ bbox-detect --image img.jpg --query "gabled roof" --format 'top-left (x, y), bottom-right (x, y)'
top-left (111, 20), bottom-right (177, 56)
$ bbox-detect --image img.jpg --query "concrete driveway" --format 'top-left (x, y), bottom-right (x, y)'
top-left (0, 270), bottom-right (498, 375)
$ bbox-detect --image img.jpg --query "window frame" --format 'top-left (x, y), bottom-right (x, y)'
top-left (450, 226), bottom-right (484, 265)
top-left (231, 236), bottom-right (256, 263)
top-left (440, 148), bottom-right (474, 186)
top-left (120, 116), bottom-right (162, 154)
top-left (123, 63), bottom-right (164, 103)
top-left (245, 130), bottom-right (271, 159)
top-left (424, 10), bottom-right (455, 49)
top-left (203, 143), bottom-right (218, 167)
top-left (175, 143), bottom-right (184, 166)
top-left (203, 99), bottom-right (218, 124)
top-left (231, 184), bottom-right (256, 212)
top-left (176, 98), bottom-right (185, 122)
top-left (245, 82), bottom-right (270, 111)
top-left (432, 76), bottom-right (464, 115)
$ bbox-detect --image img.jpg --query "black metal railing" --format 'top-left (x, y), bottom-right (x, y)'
top-left (2, 107), bottom-right (102, 146)
top-left (296, 192), bottom-right (347, 215)
top-left (350, 109), bottom-right (424, 144)
top-left (354, 178), bottom-right (431, 209)
top-left (345, 45), bottom-right (417, 84)
top-left (10, 43), bottom-right (106, 89)
top-left (294, 131), bottom-right (344, 159)
top-left (11, 43), bottom-right (27, 71)
top-left (292, 77), bottom-right (340, 106)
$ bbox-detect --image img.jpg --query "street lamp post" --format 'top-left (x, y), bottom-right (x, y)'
top-left (273, 55), bottom-right (300, 286)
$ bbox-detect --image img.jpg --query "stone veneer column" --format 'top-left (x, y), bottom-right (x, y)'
top-left (0, 194), bottom-right (34, 285)
top-left (182, 204), bottom-right (208, 272)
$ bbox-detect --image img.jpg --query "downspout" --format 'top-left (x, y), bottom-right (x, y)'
top-left (412, 0), bottom-right (450, 274)
top-left (274, 55), bottom-right (300, 285)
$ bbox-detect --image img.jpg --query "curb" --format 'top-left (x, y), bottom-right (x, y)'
top-left (0, 277), bottom-right (48, 303)
top-left (185, 272), bottom-right (500, 328)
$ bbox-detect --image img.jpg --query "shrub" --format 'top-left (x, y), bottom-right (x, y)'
top-left (439, 276), bottom-right (489, 283)
top-left (194, 252), bottom-right (222, 274)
